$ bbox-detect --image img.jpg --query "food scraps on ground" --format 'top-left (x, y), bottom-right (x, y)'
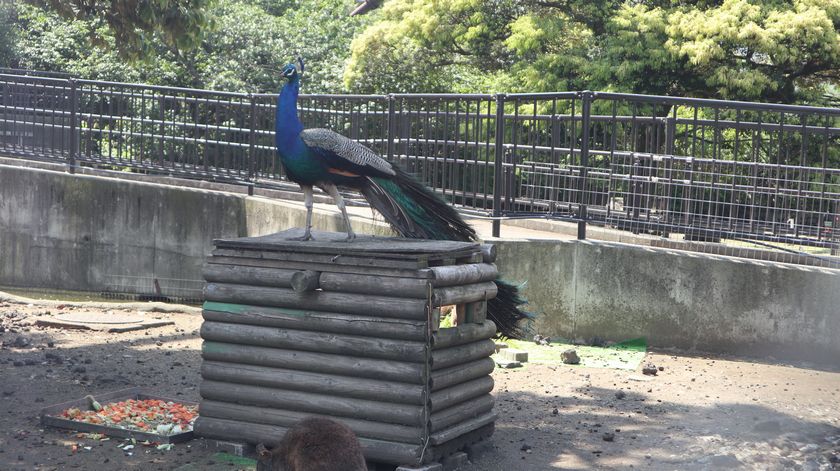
top-left (60, 398), bottom-right (198, 435)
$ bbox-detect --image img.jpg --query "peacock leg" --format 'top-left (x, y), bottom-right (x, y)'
top-left (321, 182), bottom-right (356, 240)
top-left (293, 185), bottom-right (314, 241)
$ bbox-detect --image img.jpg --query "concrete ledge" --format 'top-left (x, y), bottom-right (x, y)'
top-left (2, 162), bottom-right (838, 362)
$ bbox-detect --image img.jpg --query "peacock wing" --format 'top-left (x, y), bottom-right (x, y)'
top-left (300, 128), bottom-right (396, 177)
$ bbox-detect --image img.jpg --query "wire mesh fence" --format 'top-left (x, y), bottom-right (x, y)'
top-left (1, 71), bottom-right (838, 266)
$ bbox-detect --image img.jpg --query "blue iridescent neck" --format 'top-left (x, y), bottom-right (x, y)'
top-left (276, 76), bottom-right (303, 148)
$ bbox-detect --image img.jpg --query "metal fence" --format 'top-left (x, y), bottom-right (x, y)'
top-left (2, 71), bottom-right (839, 261)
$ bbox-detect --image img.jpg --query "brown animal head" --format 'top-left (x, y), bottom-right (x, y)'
top-left (258, 417), bottom-right (367, 471)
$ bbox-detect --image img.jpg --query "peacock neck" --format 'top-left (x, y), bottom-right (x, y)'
top-left (275, 77), bottom-right (304, 152)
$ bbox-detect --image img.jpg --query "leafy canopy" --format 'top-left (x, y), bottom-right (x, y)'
top-left (346, 0), bottom-right (840, 103)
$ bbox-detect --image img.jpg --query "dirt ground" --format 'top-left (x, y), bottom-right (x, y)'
top-left (0, 294), bottom-right (838, 471)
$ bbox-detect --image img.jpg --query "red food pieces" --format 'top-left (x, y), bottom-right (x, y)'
top-left (59, 398), bottom-right (198, 433)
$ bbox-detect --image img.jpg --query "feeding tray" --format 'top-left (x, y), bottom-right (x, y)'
top-left (40, 387), bottom-right (197, 444)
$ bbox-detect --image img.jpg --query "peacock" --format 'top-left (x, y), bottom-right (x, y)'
top-left (274, 59), bottom-right (531, 339)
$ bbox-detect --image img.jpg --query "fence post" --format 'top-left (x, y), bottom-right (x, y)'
top-left (577, 91), bottom-right (593, 240)
top-left (247, 93), bottom-right (256, 196)
top-left (492, 94), bottom-right (506, 238)
top-left (386, 94), bottom-right (396, 162)
top-left (67, 79), bottom-right (78, 174)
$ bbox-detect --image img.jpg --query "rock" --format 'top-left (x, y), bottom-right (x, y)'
top-left (502, 349), bottom-right (529, 362)
top-left (72, 366), bottom-right (86, 374)
top-left (642, 364), bottom-right (658, 376)
top-left (602, 432), bottom-right (615, 442)
top-left (45, 352), bottom-right (63, 364)
top-left (561, 349), bottom-right (580, 365)
top-left (12, 360), bottom-right (23, 367)
top-left (24, 358), bottom-right (37, 365)
top-left (495, 360), bottom-right (522, 369)
top-left (589, 337), bottom-right (606, 347)
top-left (13, 336), bottom-right (31, 348)
top-left (615, 390), bottom-right (627, 400)
top-left (520, 444), bottom-right (531, 452)
top-left (709, 454), bottom-right (741, 468)
top-left (658, 366), bottom-right (665, 371)
top-left (47, 341), bottom-right (54, 348)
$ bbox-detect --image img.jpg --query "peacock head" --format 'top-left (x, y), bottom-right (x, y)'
top-left (281, 63), bottom-right (298, 82)
top-left (281, 58), bottom-right (304, 82)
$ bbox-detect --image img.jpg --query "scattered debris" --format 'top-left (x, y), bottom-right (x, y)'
top-left (561, 349), bottom-right (580, 365)
top-left (533, 334), bottom-right (551, 346)
top-left (495, 360), bottom-right (522, 369)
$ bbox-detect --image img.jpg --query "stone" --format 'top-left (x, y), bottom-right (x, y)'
top-left (396, 464), bottom-right (443, 471)
top-left (13, 336), bottom-right (31, 348)
top-left (615, 390), bottom-right (627, 400)
top-left (602, 432), bottom-right (615, 442)
top-left (642, 364), bottom-right (658, 376)
top-left (441, 451), bottom-right (469, 471)
top-left (495, 360), bottom-right (522, 369)
top-left (709, 454), bottom-right (741, 468)
top-left (502, 349), bottom-right (528, 362)
top-left (561, 349), bottom-right (580, 365)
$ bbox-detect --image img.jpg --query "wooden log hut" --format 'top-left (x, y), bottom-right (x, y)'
top-left (194, 228), bottom-right (499, 467)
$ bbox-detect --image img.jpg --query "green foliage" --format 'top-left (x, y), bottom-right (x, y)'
top-left (10, 0), bottom-right (371, 92)
top-left (346, 0), bottom-right (840, 104)
top-left (30, 0), bottom-right (214, 60)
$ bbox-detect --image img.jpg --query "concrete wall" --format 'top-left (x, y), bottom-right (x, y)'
top-left (0, 164), bottom-right (389, 300)
top-left (2, 163), bottom-right (838, 361)
top-left (493, 239), bottom-right (840, 361)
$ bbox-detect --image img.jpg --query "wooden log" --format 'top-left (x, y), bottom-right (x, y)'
top-left (431, 321), bottom-right (497, 349)
top-left (464, 300), bottom-right (487, 324)
top-left (201, 342), bottom-right (424, 384)
top-left (207, 256), bottom-right (434, 279)
top-left (194, 417), bottom-right (422, 466)
top-left (429, 394), bottom-right (494, 433)
top-left (429, 263), bottom-right (498, 287)
top-left (199, 400), bottom-right (423, 444)
top-left (202, 302), bottom-right (427, 341)
top-left (433, 282), bottom-right (497, 306)
top-left (430, 411), bottom-right (498, 446)
top-left (290, 270), bottom-right (320, 292)
top-left (429, 376), bottom-right (494, 412)
top-left (212, 247), bottom-right (429, 269)
top-left (480, 244), bottom-right (497, 263)
top-left (430, 339), bottom-right (495, 370)
top-left (200, 322), bottom-right (426, 362)
top-left (202, 264), bottom-right (297, 287)
top-left (430, 358), bottom-right (495, 392)
top-left (214, 231), bottom-right (478, 258)
top-left (204, 283), bottom-right (428, 320)
top-left (318, 272), bottom-right (430, 298)
top-left (200, 380), bottom-right (425, 427)
top-left (201, 361), bottom-right (425, 405)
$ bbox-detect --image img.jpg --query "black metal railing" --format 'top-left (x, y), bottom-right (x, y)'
top-left (1, 71), bottom-right (838, 261)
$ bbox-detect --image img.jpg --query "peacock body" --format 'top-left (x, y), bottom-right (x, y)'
top-left (274, 60), bottom-right (530, 338)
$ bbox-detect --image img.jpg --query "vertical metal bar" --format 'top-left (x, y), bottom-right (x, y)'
top-left (68, 79), bottom-right (78, 173)
top-left (386, 94), bottom-right (396, 161)
top-left (492, 94), bottom-right (505, 238)
top-left (247, 93), bottom-right (257, 195)
top-left (577, 91), bottom-right (592, 240)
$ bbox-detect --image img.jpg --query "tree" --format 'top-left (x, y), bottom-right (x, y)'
top-left (346, 0), bottom-right (840, 104)
top-left (29, 0), bottom-right (213, 61)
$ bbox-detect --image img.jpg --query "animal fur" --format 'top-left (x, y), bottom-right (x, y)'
top-left (262, 417), bottom-right (367, 471)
